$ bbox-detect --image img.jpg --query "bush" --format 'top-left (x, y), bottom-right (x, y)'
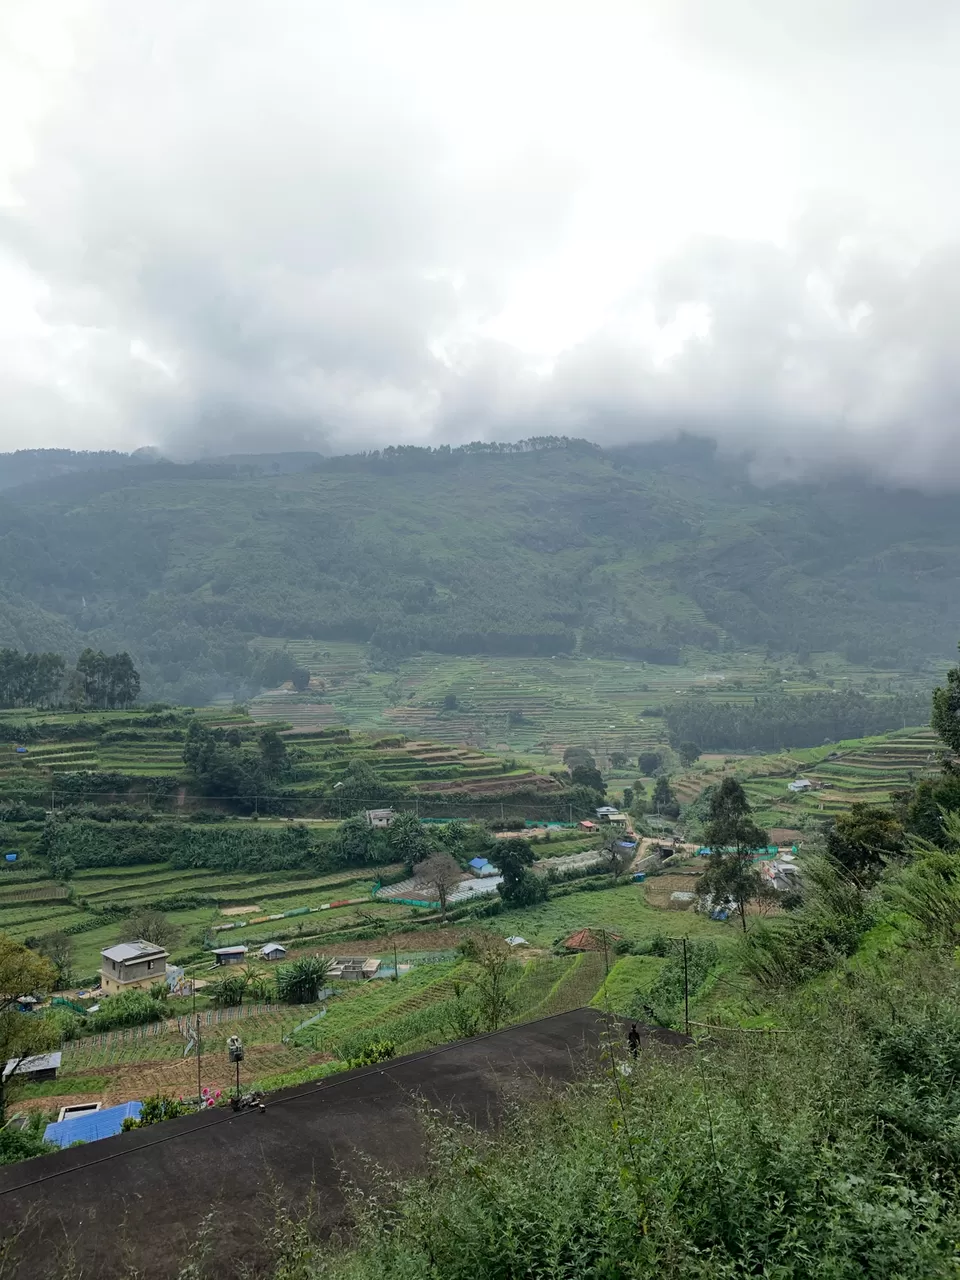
top-left (87, 990), bottom-right (166, 1031)
top-left (121, 1093), bottom-right (194, 1130)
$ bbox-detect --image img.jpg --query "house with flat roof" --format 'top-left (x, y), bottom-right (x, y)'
top-left (213, 945), bottom-right (248, 966)
top-left (328, 956), bottom-right (381, 981)
top-left (100, 941), bottom-right (169, 995)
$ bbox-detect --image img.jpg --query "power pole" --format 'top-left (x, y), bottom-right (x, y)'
top-left (196, 1014), bottom-right (202, 1105)
top-left (682, 938), bottom-right (690, 1037)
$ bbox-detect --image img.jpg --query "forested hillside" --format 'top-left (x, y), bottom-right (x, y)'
top-left (1, 436), bottom-right (958, 703)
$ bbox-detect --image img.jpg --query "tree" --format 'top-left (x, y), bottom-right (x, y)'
top-left (259, 728), bottom-right (288, 776)
top-left (497, 838), bottom-right (547, 907)
top-left (461, 934), bottom-right (515, 1032)
top-left (442, 692), bottom-right (459, 711)
top-left (0, 937), bottom-right (57, 1121)
top-left (697, 778), bottom-right (769, 933)
top-left (827, 804), bottom-right (905, 886)
top-left (275, 955), bottom-right (331, 1004)
top-left (610, 751), bottom-right (629, 770)
top-left (35, 932), bottom-right (72, 990)
top-left (389, 811), bottom-right (431, 865)
top-left (570, 764), bottom-right (605, 794)
top-left (649, 776), bottom-right (680, 819)
top-left (603, 832), bottom-right (633, 883)
top-left (291, 666), bottom-right (311, 692)
top-left (622, 786), bottom-right (634, 809)
top-left (638, 752), bottom-right (662, 776)
top-left (678, 742), bottom-right (701, 767)
top-left (933, 647), bottom-right (960, 754)
top-left (209, 973), bottom-right (247, 1007)
top-left (416, 852), bottom-right (462, 921)
top-left (563, 746), bottom-right (595, 769)
top-left (122, 908), bottom-right (178, 951)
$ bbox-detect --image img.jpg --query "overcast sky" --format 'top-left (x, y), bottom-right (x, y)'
top-left (2, 0), bottom-right (960, 485)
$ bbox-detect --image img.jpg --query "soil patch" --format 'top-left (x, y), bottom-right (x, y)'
top-left (222, 905), bottom-right (258, 916)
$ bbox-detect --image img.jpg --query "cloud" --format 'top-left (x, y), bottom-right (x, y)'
top-left (2, 1), bottom-right (960, 484)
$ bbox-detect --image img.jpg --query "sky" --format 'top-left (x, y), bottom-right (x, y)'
top-left (2, 0), bottom-right (960, 485)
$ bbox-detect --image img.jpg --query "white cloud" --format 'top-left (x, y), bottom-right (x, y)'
top-left (2, 0), bottom-right (960, 482)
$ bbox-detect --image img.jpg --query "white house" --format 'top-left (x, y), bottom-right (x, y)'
top-left (787, 779), bottom-right (813, 793)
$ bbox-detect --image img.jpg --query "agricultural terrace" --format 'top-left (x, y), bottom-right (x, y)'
top-left (673, 727), bottom-right (940, 828)
top-left (247, 639), bottom-right (939, 765)
top-left (0, 704), bottom-right (563, 820)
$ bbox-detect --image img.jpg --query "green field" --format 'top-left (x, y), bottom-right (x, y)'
top-left (0, 861), bottom-right (394, 980)
top-left (491, 882), bottom-right (731, 949)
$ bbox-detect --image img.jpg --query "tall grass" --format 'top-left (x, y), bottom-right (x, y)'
top-left (299, 949), bottom-right (960, 1279)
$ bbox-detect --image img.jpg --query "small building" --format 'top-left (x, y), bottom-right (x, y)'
top-left (213, 945), bottom-right (248, 966)
top-left (505, 936), bottom-right (528, 947)
top-left (259, 943), bottom-right (287, 961)
top-left (2, 1051), bottom-right (61, 1084)
top-left (100, 940), bottom-right (169, 995)
top-left (787, 779), bottom-right (812, 793)
top-left (563, 928), bottom-right (622, 953)
top-left (329, 956), bottom-right (381, 981)
top-left (44, 1101), bottom-right (142, 1149)
top-left (595, 806), bottom-right (619, 819)
top-left (467, 857), bottom-right (500, 878)
top-left (365, 809), bottom-right (396, 829)
top-left (15, 995), bottom-right (39, 1012)
top-left (578, 820), bottom-right (599, 833)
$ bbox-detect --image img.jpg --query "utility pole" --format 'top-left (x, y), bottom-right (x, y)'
top-left (196, 1014), bottom-right (202, 1105)
top-left (682, 938), bottom-right (690, 1038)
top-left (393, 937), bottom-right (399, 982)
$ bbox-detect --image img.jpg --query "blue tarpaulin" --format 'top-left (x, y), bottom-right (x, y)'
top-left (4, 853), bottom-right (16, 862)
top-left (44, 1101), bottom-right (142, 1148)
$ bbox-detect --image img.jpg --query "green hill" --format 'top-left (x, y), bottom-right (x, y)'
top-left (0, 436), bottom-right (958, 706)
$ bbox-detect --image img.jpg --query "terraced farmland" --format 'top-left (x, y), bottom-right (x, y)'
top-left (248, 638), bottom-right (939, 765)
top-left (724, 727), bottom-right (942, 824)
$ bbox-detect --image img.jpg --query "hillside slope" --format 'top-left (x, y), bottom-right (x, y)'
top-left (1, 437), bottom-right (958, 701)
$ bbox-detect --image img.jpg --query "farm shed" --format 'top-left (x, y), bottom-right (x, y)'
top-left (365, 809), bottom-right (396, 828)
top-left (2, 1051), bottom-right (61, 1083)
top-left (213, 946), bottom-right (249, 966)
top-left (44, 1101), bottom-right (142, 1149)
top-left (787, 779), bottom-right (812, 792)
top-left (259, 943), bottom-right (287, 961)
top-left (578, 820), bottom-right (599, 833)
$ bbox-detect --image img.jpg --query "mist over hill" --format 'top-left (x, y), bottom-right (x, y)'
top-left (0, 435), bottom-right (956, 704)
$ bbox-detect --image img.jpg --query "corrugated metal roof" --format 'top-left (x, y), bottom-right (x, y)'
top-left (2, 1051), bottom-right (62, 1081)
top-left (44, 1101), bottom-right (142, 1148)
top-left (102, 940), bottom-right (167, 963)
top-left (213, 945), bottom-right (248, 955)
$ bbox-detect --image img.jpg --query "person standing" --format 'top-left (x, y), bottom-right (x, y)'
top-left (627, 1023), bottom-right (641, 1058)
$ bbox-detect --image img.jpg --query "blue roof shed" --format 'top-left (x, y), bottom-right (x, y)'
top-left (468, 857), bottom-right (489, 871)
top-left (44, 1101), bottom-right (142, 1148)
